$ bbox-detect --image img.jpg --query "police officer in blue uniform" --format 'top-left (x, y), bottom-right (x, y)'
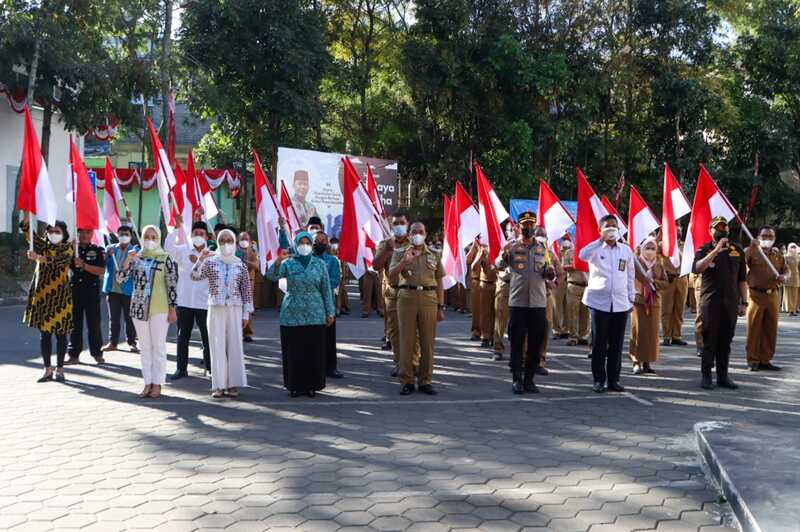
top-left (65, 227), bottom-right (107, 365)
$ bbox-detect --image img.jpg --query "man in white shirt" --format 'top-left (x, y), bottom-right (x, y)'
top-left (165, 217), bottom-right (212, 380)
top-left (579, 214), bottom-right (635, 393)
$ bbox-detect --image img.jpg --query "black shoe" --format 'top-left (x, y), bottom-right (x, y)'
top-left (480, 339), bottom-right (492, 348)
top-left (701, 374), bottom-right (714, 390)
top-left (390, 366), bottom-right (399, 377)
top-left (492, 352), bottom-right (503, 361)
top-left (560, 333), bottom-right (570, 339)
top-left (54, 371), bottom-right (65, 383)
top-left (587, 353), bottom-right (592, 359)
top-left (592, 382), bottom-right (606, 393)
top-left (696, 350), bottom-right (703, 357)
top-left (361, 312), bottom-right (369, 318)
top-left (418, 384), bottom-right (438, 395)
top-left (523, 382), bottom-right (539, 394)
top-left (643, 364), bottom-right (656, 375)
top-left (243, 336), bottom-right (253, 343)
top-left (535, 366), bottom-right (549, 376)
top-left (94, 356), bottom-right (106, 365)
top-left (551, 334), bottom-right (561, 340)
top-left (749, 363), bottom-right (760, 371)
top-left (381, 341), bottom-right (392, 350)
top-left (327, 370), bottom-right (344, 379)
top-left (671, 339), bottom-right (688, 346)
top-left (64, 357), bottom-right (79, 366)
top-left (37, 372), bottom-right (53, 383)
top-left (512, 380), bottom-right (524, 395)
top-left (470, 335), bottom-right (481, 341)
top-left (717, 376), bottom-right (739, 389)
top-left (661, 338), bottom-right (672, 346)
top-left (578, 339), bottom-right (589, 346)
top-left (341, 309), bottom-right (350, 315)
top-left (607, 382), bottom-right (625, 392)
top-left (760, 362), bottom-right (781, 371)
top-left (400, 384), bottom-right (415, 395)
top-left (307, 390), bottom-right (316, 398)
top-left (169, 371), bottom-right (188, 381)
top-left (128, 343), bottom-right (140, 354)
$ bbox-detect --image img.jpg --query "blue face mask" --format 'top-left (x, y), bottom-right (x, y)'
top-left (393, 224), bottom-right (408, 238)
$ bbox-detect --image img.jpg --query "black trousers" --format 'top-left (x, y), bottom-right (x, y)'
top-left (176, 306), bottom-right (210, 373)
top-left (69, 287), bottom-right (103, 359)
top-left (107, 293), bottom-right (136, 345)
top-left (325, 321), bottom-right (337, 374)
top-left (508, 307), bottom-right (547, 381)
top-left (590, 307), bottom-right (629, 385)
top-left (700, 303), bottom-right (736, 377)
top-left (41, 331), bottom-right (67, 368)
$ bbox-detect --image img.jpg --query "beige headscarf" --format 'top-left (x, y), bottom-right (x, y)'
top-left (140, 225), bottom-right (169, 260)
top-left (639, 236), bottom-right (658, 269)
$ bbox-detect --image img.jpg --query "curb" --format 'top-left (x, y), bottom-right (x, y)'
top-left (0, 296), bottom-right (26, 307)
top-left (694, 422), bottom-right (759, 532)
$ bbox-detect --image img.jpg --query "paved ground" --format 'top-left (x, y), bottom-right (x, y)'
top-left (3, 292), bottom-right (798, 532)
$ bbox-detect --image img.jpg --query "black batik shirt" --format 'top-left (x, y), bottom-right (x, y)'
top-left (693, 241), bottom-right (745, 310)
top-left (71, 244), bottom-right (106, 290)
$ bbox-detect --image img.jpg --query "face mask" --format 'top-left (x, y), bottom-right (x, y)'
top-left (789, 246), bottom-right (798, 256)
top-left (560, 240), bottom-right (572, 249)
top-left (604, 228), bottom-right (619, 241)
top-left (308, 228), bottom-right (320, 235)
top-left (393, 224), bottom-right (408, 238)
top-left (296, 244), bottom-right (312, 256)
top-left (143, 240), bottom-right (158, 251)
top-left (642, 248), bottom-right (657, 260)
top-left (313, 243), bottom-right (328, 255)
top-left (521, 227), bottom-right (535, 239)
top-left (331, 244), bottom-right (339, 252)
top-left (410, 234), bottom-right (425, 247)
top-left (192, 235), bottom-right (206, 248)
top-left (118, 235), bottom-right (131, 245)
top-left (47, 232), bottom-right (63, 245)
top-left (760, 239), bottom-right (774, 249)
top-left (220, 243), bottom-right (235, 256)
top-left (239, 240), bottom-right (250, 249)
top-left (535, 236), bottom-right (547, 244)
top-left (713, 230), bottom-right (728, 241)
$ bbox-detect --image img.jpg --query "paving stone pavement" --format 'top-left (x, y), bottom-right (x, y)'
top-left (3, 297), bottom-right (798, 531)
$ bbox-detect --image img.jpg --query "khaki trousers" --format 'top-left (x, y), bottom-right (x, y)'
top-left (746, 290), bottom-right (780, 364)
top-left (385, 285), bottom-right (420, 366)
top-left (566, 283), bottom-right (589, 340)
top-left (493, 284), bottom-right (509, 353)
top-left (552, 281), bottom-right (568, 335)
top-left (784, 286), bottom-right (799, 314)
top-left (661, 276), bottom-right (689, 341)
top-left (479, 282), bottom-right (496, 340)
top-left (360, 271), bottom-right (384, 315)
top-left (397, 289), bottom-right (437, 386)
top-left (470, 278), bottom-right (481, 337)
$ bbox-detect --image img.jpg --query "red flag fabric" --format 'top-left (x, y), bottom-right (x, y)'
top-left (680, 165), bottom-right (737, 276)
top-left (145, 117), bottom-right (176, 229)
top-left (626, 185), bottom-right (660, 250)
top-left (103, 157), bottom-right (122, 234)
top-left (253, 149), bottom-right (282, 273)
top-left (474, 163), bottom-right (509, 263)
top-left (574, 168), bottom-right (609, 272)
top-left (16, 106), bottom-right (57, 225)
top-left (69, 137), bottom-right (100, 231)
top-left (454, 181), bottom-right (480, 247)
top-left (661, 163), bottom-right (691, 267)
top-left (279, 181), bottom-right (301, 237)
top-left (339, 157), bottom-right (380, 278)
top-left (441, 194), bottom-right (457, 289)
top-left (536, 180), bottom-right (574, 248)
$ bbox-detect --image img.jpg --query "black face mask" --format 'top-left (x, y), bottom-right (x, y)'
top-left (713, 230), bottom-right (728, 242)
top-left (521, 227), bottom-right (535, 239)
top-left (313, 243), bottom-right (328, 255)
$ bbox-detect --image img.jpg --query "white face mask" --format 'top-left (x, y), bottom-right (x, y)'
top-left (411, 234), bottom-right (425, 247)
top-left (47, 232), bottom-right (63, 245)
top-left (239, 240), bottom-right (250, 249)
top-left (535, 236), bottom-right (548, 244)
top-left (143, 240), bottom-right (158, 251)
top-left (789, 246), bottom-right (798, 256)
top-left (642, 248), bottom-right (657, 260)
top-left (760, 239), bottom-right (774, 249)
top-left (331, 244), bottom-right (339, 252)
top-left (220, 243), bottom-right (235, 256)
top-left (603, 228), bottom-right (620, 242)
top-left (118, 235), bottom-right (131, 245)
top-left (393, 224), bottom-right (408, 238)
top-left (296, 244), bottom-right (312, 256)
top-left (308, 228), bottom-right (320, 235)
top-left (192, 235), bottom-right (206, 248)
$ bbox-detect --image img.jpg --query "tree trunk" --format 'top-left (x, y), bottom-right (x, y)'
top-left (159, 0), bottom-right (173, 146)
top-left (239, 148), bottom-right (249, 230)
top-left (41, 104), bottom-right (53, 165)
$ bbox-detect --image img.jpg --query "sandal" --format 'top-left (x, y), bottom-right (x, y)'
top-left (37, 369), bottom-right (54, 383)
top-left (138, 385), bottom-right (152, 398)
top-left (148, 385), bottom-right (161, 398)
top-left (212, 389), bottom-right (224, 399)
top-left (227, 388), bottom-right (239, 398)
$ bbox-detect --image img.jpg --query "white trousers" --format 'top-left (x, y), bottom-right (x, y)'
top-left (207, 305), bottom-right (247, 390)
top-left (133, 313), bottom-right (168, 385)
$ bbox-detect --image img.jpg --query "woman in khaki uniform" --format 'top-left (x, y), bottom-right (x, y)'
top-left (630, 238), bottom-right (670, 374)
top-left (784, 243), bottom-right (799, 315)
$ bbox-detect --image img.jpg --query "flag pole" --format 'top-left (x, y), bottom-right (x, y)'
top-left (28, 211), bottom-right (34, 252)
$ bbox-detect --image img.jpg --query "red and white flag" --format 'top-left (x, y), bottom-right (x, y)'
top-left (279, 181), bottom-right (302, 238)
top-left (627, 185), bottom-right (660, 250)
top-left (16, 106), bottom-right (57, 226)
top-left (145, 117), bottom-right (176, 230)
top-left (441, 194), bottom-right (459, 289)
top-left (187, 150), bottom-right (218, 222)
top-left (103, 157), bottom-right (123, 234)
top-left (454, 181), bottom-right (480, 248)
top-left (173, 160), bottom-right (196, 237)
top-left (536, 179), bottom-right (574, 248)
top-left (67, 138), bottom-right (102, 244)
top-left (253, 149), bottom-right (282, 274)
top-left (574, 168), bottom-right (609, 272)
top-left (339, 157), bottom-right (381, 278)
top-left (366, 165), bottom-right (385, 218)
top-left (661, 163), bottom-right (691, 268)
top-left (474, 162), bottom-right (509, 263)
top-left (680, 165), bottom-right (738, 276)
top-left (601, 195), bottom-right (628, 236)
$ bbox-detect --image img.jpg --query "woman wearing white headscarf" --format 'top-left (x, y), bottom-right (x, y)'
top-left (192, 229), bottom-right (253, 398)
top-left (117, 225), bottom-right (178, 398)
top-left (629, 237), bottom-right (670, 375)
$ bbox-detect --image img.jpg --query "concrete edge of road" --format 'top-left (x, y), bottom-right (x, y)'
top-left (0, 296), bottom-right (25, 307)
top-left (695, 422), bottom-right (754, 532)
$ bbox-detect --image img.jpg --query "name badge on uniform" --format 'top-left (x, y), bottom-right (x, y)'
top-left (618, 259), bottom-right (626, 272)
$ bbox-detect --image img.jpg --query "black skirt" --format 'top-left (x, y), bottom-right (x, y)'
top-left (280, 325), bottom-right (327, 393)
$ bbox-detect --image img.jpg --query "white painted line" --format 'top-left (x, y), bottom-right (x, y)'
top-left (624, 392), bottom-right (654, 406)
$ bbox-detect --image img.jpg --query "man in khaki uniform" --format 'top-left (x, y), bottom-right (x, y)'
top-left (373, 213), bottom-right (419, 377)
top-left (466, 242), bottom-right (482, 340)
top-left (562, 240), bottom-right (590, 346)
top-left (493, 259), bottom-right (511, 360)
top-left (745, 226), bottom-right (789, 371)
top-left (551, 239), bottom-right (570, 339)
top-left (479, 250), bottom-right (497, 347)
top-left (359, 260), bottom-right (384, 318)
top-left (659, 246), bottom-right (689, 346)
top-left (390, 222), bottom-right (445, 396)
top-left (687, 273), bottom-right (698, 313)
